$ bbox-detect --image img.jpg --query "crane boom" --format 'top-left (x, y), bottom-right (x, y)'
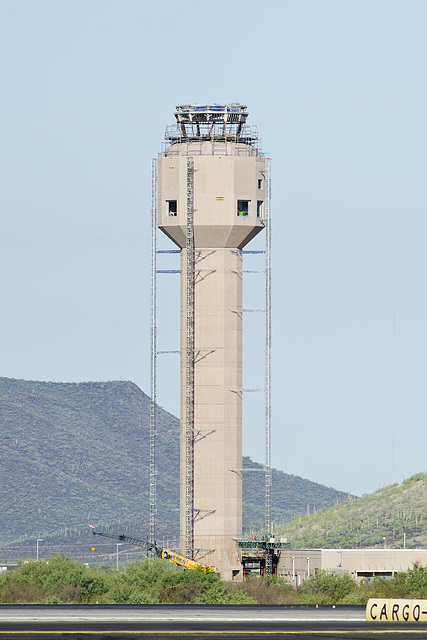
top-left (90, 527), bottom-right (154, 551)
top-left (89, 526), bottom-right (217, 573)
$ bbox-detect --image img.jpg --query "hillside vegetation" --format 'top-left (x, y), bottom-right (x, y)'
top-left (0, 377), bottom-right (347, 551)
top-left (275, 473), bottom-right (427, 549)
top-left (3, 556), bottom-right (427, 605)
top-left (0, 378), bottom-right (179, 545)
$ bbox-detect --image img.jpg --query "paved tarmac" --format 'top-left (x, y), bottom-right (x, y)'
top-left (0, 604), bottom-right (427, 638)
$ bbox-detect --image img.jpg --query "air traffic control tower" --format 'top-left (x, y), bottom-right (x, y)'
top-left (157, 104), bottom-right (268, 580)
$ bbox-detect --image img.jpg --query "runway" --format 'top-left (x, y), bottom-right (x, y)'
top-left (0, 604), bottom-right (427, 638)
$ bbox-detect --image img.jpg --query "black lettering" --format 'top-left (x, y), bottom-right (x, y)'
top-left (413, 604), bottom-right (420, 622)
top-left (370, 603), bottom-right (377, 620)
top-left (403, 604), bottom-right (409, 621)
top-left (380, 603), bottom-right (388, 620)
top-left (392, 603), bottom-right (399, 620)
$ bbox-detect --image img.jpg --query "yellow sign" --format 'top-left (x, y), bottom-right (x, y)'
top-left (367, 599), bottom-right (427, 622)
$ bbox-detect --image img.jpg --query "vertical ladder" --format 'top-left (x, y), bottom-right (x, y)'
top-left (185, 157), bottom-right (195, 559)
top-left (149, 159), bottom-right (158, 546)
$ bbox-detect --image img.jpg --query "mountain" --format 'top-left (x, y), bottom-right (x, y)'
top-left (274, 473), bottom-right (427, 549)
top-left (0, 377), bottom-right (348, 548)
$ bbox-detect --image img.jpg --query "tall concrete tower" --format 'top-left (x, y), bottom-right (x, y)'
top-left (157, 104), bottom-right (267, 580)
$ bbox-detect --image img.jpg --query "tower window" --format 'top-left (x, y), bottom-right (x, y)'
top-left (237, 200), bottom-right (250, 217)
top-left (257, 201), bottom-right (263, 217)
top-left (167, 200), bottom-right (177, 216)
top-left (258, 179), bottom-right (262, 189)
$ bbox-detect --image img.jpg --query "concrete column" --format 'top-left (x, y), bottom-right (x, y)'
top-left (180, 247), bottom-right (243, 580)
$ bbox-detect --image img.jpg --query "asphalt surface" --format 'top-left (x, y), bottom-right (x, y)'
top-left (1, 604), bottom-right (427, 638)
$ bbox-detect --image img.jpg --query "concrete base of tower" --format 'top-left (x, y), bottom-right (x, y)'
top-left (193, 535), bottom-right (243, 582)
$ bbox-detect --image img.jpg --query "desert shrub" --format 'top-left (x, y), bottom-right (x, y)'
top-left (159, 566), bottom-right (223, 603)
top-left (298, 570), bottom-right (357, 604)
top-left (194, 580), bottom-right (231, 604)
top-left (0, 581), bottom-right (44, 604)
top-left (0, 556), bottom-right (109, 604)
top-left (8, 559), bottom-right (50, 586)
top-left (5, 557), bottom-right (427, 605)
top-left (102, 576), bottom-right (160, 604)
top-left (102, 558), bottom-right (223, 604)
top-left (339, 590), bottom-right (369, 605)
top-left (234, 575), bottom-right (296, 605)
top-left (404, 562), bottom-right (427, 597)
top-left (41, 555), bottom-right (107, 602)
top-left (102, 560), bottom-right (165, 603)
top-left (160, 580), bottom-right (206, 603)
top-left (226, 589), bottom-right (257, 604)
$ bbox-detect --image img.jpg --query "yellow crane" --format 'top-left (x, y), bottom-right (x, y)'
top-left (89, 525), bottom-right (217, 573)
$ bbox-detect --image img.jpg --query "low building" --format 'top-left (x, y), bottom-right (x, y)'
top-left (277, 548), bottom-right (427, 584)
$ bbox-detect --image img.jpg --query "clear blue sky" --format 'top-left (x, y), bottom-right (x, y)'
top-left (1, 0), bottom-right (426, 496)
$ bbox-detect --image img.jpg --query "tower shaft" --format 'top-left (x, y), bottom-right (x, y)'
top-left (180, 247), bottom-right (243, 576)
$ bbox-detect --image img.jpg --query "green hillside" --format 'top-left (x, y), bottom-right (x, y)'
top-left (0, 377), bottom-right (348, 551)
top-left (239, 456), bottom-right (349, 532)
top-left (0, 377), bottom-right (180, 545)
top-left (275, 473), bottom-right (427, 549)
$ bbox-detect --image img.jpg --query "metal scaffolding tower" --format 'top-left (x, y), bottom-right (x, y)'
top-left (149, 159), bottom-right (158, 546)
top-left (264, 157), bottom-right (272, 574)
top-left (148, 156), bottom-right (196, 559)
top-left (185, 158), bottom-right (195, 559)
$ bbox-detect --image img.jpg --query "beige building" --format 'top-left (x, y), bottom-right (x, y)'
top-left (158, 104), bottom-right (266, 579)
top-left (278, 548), bottom-right (427, 584)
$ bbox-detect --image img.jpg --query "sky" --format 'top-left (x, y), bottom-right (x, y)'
top-left (0, 0), bottom-right (426, 497)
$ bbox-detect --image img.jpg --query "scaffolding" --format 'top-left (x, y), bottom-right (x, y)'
top-left (236, 536), bottom-right (288, 577)
top-left (162, 131), bottom-right (261, 158)
top-left (149, 159), bottom-right (158, 546)
top-left (148, 157), bottom-right (195, 560)
top-left (264, 157), bottom-right (272, 574)
top-left (185, 158), bottom-right (195, 559)
top-left (161, 103), bottom-right (262, 157)
top-left (239, 168), bottom-right (272, 573)
top-left (172, 103), bottom-right (253, 140)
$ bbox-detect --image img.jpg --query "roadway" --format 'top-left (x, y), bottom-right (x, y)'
top-left (1, 604), bottom-right (427, 638)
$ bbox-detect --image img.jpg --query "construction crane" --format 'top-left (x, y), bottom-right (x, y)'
top-left (89, 525), bottom-right (218, 573)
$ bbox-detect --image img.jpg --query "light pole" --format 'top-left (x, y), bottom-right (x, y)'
top-left (36, 539), bottom-right (42, 561)
top-left (383, 536), bottom-right (386, 549)
top-left (307, 556), bottom-right (310, 578)
top-left (116, 543), bottom-right (123, 570)
top-left (291, 556), bottom-right (295, 583)
top-left (271, 518), bottom-right (281, 536)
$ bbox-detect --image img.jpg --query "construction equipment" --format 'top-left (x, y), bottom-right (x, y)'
top-left (89, 525), bottom-right (218, 573)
